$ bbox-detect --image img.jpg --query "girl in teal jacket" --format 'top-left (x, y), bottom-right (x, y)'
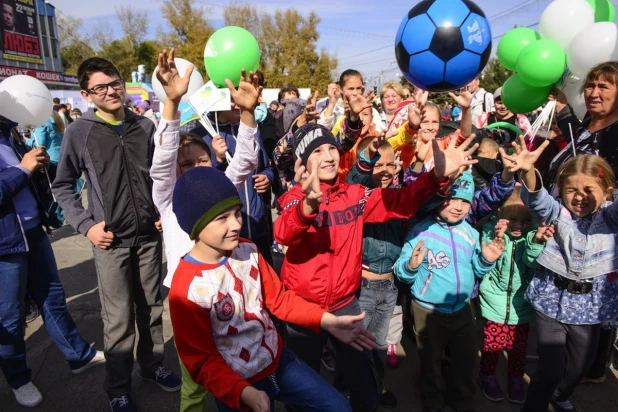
top-left (477, 186), bottom-right (553, 405)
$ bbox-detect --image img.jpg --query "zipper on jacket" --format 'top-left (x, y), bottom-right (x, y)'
top-left (504, 241), bottom-right (517, 324)
top-left (244, 179), bottom-right (252, 239)
top-left (448, 228), bottom-right (461, 313)
top-left (117, 131), bottom-right (142, 244)
top-left (325, 188), bottom-right (331, 205)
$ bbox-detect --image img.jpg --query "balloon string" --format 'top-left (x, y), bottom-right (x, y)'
top-left (568, 123), bottom-right (577, 158)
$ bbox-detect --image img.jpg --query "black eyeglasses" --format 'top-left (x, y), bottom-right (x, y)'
top-left (85, 79), bottom-right (125, 96)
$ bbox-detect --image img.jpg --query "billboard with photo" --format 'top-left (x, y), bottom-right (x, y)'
top-left (1, 0), bottom-right (42, 64)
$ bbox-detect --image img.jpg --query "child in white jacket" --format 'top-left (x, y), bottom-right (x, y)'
top-left (150, 54), bottom-right (260, 289)
top-left (148, 49), bottom-right (260, 412)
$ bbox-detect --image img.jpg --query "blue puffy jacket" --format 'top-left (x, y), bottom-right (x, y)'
top-left (191, 121), bottom-right (273, 241)
top-left (395, 216), bottom-right (495, 314)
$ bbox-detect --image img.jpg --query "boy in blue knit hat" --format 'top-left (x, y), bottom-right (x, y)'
top-left (394, 171), bottom-right (507, 412)
top-left (168, 166), bottom-right (377, 412)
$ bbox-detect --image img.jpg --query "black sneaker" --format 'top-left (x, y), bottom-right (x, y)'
top-left (24, 297), bottom-right (39, 324)
top-left (551, 398), bottom-right (579, 412)
top-left (109, 395), bottom-right (137, 412)
top-left (142, 366), bottom-right (181, 392)
top-left (380, 388), bottom-right (398, 409)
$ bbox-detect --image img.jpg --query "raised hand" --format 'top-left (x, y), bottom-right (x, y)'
top-left (225, 69), bottom-right (262, 113)
top-left (482, 222), bottom-right (506, 263)
top-left (432, 133), bottom-right (479, 181)
top-left (408, 89), bottom-right (429, 128)
top-left (499, 135), bottom-right (550, 174)
top-left (294, 157), bottom-right (322, 210)
top-left (327, 83), bottom-right (341, 104)
top-left (394, 150), bottom-right (403, 175)
top-left (156, 48), bottom-right (194, 103)
top-left (535, 223), bottom-right (555, 243)
top-left (366, 132), bottom-right (387, 159)
top-left (348, 90), bottom-right (374, 119)
top-left (414, 135), bottom-right (432, 163)
top-left (408, 240), bottom-right (428, 270)
top-left (321, 312), bottom-right (377, 352)
top-left (448, 89), bottom-right (473, 110)
top-left (304, 90), bottom-right (321, 123)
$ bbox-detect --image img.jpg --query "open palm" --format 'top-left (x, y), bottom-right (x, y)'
top-left (448, 90), bottom-right (472, 110)
top-left (499, 135), bottom-right (550, 173)
top-left (432, 133), bottom-right (479, 181)
top-left (155, 48), bottom-right (194, 103)
top-left (225, 69), bottom-right (262, 113)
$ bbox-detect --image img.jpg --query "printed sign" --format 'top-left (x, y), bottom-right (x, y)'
top-left (1, 0), bottom-right (42, 64)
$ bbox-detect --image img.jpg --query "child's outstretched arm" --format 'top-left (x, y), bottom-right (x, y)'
top-left (522, 224), bottom-right (554, 268)
top-left (150, 48), bottom-right (193, 214)
top-left (224, 70), bottom-right (261, 190)
top-left (363, 134), bottom-right (479, 223)
top-left (273, 157), bottom-right (323, 245)
top-left (467, 171), bottom-right (516, 225)
top-left (258, 250), bottom-right (376, 351)
top-left (500, 136), bottom-right (559, 224)
top-left (448, 89), bottom-right (473, 137)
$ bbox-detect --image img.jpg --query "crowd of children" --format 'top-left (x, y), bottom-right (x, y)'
top-left (3, 45), bottom-right (617, 412)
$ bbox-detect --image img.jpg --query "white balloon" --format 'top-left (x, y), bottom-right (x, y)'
top-left (567, 22), bottom-right (618, 78)
top-left (151, 58), bottom-right (204, 104)
top-left (0, 75), bottom-right (53, 129)
top-left (539, 0), bottom-right (595, 50)
top-left (561, 74), bottom-right (587, 121)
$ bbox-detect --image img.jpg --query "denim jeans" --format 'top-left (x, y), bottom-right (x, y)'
top-left (214, 348), bottom-right (351, 412)
top-left (0, 227), bottom-right (94, 389)
top-left (284, 299), bottom-right (379, 412)
top-left (358, 276), bottom-right (398, 380)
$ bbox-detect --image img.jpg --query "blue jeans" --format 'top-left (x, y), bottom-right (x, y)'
top-left (215, 348), bottom-right (351, 412)
top-left (358, 276), bottom-right (398, 381)
top-left (0, 227), bottom-right (94, 389)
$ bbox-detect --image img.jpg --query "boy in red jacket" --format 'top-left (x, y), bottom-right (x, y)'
top-left (275, 123), bottom-right (479, 411)
top-left (168, 166), bottom-right (376, 412)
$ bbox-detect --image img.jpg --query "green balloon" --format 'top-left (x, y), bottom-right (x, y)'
top-left (516, 40), bottom-right (566, 88)
top-left (587, 0), bottom-right (616, 22)
top-left (501, 74), bottom-right (552, 114)
top-left (497, 28), bottom-right (541, 71)
top-left (204, 26), bottom-right (260, 88)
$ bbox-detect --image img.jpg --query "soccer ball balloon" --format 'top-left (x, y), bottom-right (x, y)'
top-left (395, 0), bottom-right (492, 92)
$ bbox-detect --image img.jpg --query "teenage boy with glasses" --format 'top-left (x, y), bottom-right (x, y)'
top-left (52, 58), bottom-right (180, 412)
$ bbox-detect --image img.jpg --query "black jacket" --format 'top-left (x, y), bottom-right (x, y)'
top-left (52, 108), bottom-right (159, 247)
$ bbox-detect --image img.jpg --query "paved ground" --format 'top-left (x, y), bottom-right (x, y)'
top-left (1, 223), bottom-right (617, 411)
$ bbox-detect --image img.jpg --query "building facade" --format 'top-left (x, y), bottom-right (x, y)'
top-left (0, 0), bottom-right (77, 88)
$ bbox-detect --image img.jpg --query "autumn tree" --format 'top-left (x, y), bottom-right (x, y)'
top-left (159, 0), bottom-right (215, 76)
top-left (480, 58), bottom-right (513, 95)
top-left (222, 3), bottom-right (337, 93)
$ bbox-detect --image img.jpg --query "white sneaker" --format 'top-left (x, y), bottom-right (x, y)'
top-left (12, 382), bottom-right (43, 407)
top-left (72, 350), bottom-right (106, 374)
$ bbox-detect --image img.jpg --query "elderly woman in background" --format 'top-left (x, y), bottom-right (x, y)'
top-left (379, 81), bottom-right (406, 129)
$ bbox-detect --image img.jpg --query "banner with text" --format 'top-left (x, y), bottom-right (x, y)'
top-left (1, 0), bottom-right (42, 64)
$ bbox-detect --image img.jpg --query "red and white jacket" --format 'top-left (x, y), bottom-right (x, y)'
top-left (169, 240), bottom-right (325, 410)
top-left (275, 171), bottom-right (446, 312)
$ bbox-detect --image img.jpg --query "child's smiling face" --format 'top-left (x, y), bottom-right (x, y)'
top-left (197, 205), bottom-right (242, 252)
top-left (437, 198), bottom-right (471, 224)
top-left (306, 143), bottom-right (340, 183)
top-left (561, 175), bottom-right (612, 218)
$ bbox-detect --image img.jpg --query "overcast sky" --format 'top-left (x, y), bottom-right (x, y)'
top-left (46, 0), bottom-right (618, 86)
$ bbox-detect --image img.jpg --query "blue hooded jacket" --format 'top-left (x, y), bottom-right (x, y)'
top-left (191, 121), bottom-right (273, 241)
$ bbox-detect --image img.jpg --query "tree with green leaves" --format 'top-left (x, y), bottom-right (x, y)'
top-left (480, 58), bottom-right (513, 95)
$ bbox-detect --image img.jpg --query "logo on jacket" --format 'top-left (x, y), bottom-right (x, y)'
top-left (427, 250), bottom-right (451, 270)
top-left (214, 293), bottom-right (235, 321)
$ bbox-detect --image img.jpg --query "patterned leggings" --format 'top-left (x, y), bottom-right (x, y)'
top-left (480, 320), bottom-right (530, 377)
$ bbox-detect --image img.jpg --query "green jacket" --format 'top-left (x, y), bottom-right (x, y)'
top-left (479, 222), bottom-right (544, 325)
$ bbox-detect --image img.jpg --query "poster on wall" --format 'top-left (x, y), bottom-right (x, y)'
top-left (1, 0), bottom-right (42, 64)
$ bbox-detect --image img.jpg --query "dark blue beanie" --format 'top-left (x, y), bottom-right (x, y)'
top-left (173, 167), bottom-right (242, 240)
